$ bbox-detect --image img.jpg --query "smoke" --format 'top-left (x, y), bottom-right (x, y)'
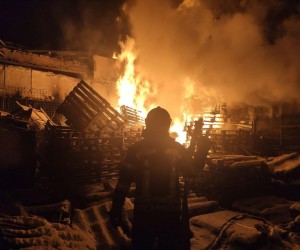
top-left (123, 0), bottom-right (300, 117)
top-left (54, 0), bottom-right (126, 55)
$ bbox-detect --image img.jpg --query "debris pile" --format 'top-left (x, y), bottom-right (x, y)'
top-left (0, 79), bottom-right (300, 249)
top-left (190, 152), bottom-right (300, 249)
top-left (72, 198), bottom-right (133, 249)
top-left (193, 155), bottom-right (271, 206)
top-left (190, 210), bottom-right (293, 249)
top-left (35, 80), bottom-right (142, 202)
top-left (0, 216), bottom-right (96, 250)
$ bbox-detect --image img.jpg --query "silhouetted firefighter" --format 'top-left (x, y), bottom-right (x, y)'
top-left (109, 107), bottom-right (210, 250)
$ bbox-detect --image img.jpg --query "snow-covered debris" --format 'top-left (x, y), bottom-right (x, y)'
top-left (0, 215), bottom-right (96, 250)
top-left (268, 153), bottom-right (300, 178)
top-left (72, 198), bottom-right (133, 250)
top-left (190, 210), bottom-right (291, 249)
top-left (232, 195), bottom-right (296, 224)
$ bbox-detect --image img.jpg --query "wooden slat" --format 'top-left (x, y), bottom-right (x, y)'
top-left (57, 80), bottom-right (125, 132)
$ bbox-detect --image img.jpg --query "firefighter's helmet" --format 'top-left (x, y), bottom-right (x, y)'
top-left (145, 106), bottom-right (172, 129)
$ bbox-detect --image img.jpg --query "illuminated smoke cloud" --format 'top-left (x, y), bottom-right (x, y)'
top-left (123, 0), bottom-right (300, 115)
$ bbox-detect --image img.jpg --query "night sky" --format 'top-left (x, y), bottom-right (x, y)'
top-left (1, 0), bottom-right (299, 55)
top-left (0, 0), bottom-right (126, 56)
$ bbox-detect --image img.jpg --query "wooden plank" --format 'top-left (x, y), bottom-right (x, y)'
top-left (77, 83), bottom-right (107, 110)
top-left (62, 102), bottom-right (88, 130)
top-left (80, 80), bottom-right (110, 106)
top-left (66, 96), bottom-right (92, 122)
top-left (68, 93), bottom-right (95, 119)
top-left (74, 86), bottom-right (100, 113)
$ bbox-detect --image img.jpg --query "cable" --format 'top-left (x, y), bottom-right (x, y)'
top-left (205, 213), bottom-right (272, 250)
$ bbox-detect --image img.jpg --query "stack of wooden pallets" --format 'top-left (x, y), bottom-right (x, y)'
top-left (42, 124), bottom-right (121, 188)
top-left (120, 105), bottom-right (145, 127)
top-left (41, 123), bottom-right (142, 198)
top-left (39, 82), bottom-right (144, 197)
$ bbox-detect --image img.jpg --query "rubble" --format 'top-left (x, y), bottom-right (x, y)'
top-left (12, 101), bottom-right (55, 130)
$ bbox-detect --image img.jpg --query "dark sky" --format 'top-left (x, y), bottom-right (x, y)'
top-left (0, 0), bottom-right (126, 55)
top-left (1, 0), bottom-right (299, 54)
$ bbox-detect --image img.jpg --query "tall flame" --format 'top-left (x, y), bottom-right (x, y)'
top-left (116, 37), bottom-right (156, 118)
top-left (116, 38), bottom-right (137, 108)
top-left (116, 37), bottom-right (223, 145)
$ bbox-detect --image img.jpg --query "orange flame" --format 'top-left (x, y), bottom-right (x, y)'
top-left (116, 37), bottom-right (223, 145)
top-left (169, 77), bottom-right (196, 144)
top-left (116, 37), bottom-right (156, 118)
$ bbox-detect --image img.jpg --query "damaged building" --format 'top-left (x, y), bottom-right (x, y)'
top-left (0, 39), bottom-right (300, 250)
top-left (0, 40), bottom-right (118, 114)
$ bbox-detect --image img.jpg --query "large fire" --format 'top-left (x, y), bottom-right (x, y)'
top-left (115, 37), bottom-right (222, 145)
top-left (115, 37), bottom-right (190, 144)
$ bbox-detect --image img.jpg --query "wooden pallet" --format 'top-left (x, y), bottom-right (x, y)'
top-left (121, 105), bottom-right (145, 127)
top-left (208, 130), bottom-right (238, 154)
top-left (57, 80), bottom-right (125, 132)
top-left (41, 123), bottom-right (142, 187)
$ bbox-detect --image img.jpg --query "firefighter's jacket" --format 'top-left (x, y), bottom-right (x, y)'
top-left (111, 134), bottom-right (191, 215)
